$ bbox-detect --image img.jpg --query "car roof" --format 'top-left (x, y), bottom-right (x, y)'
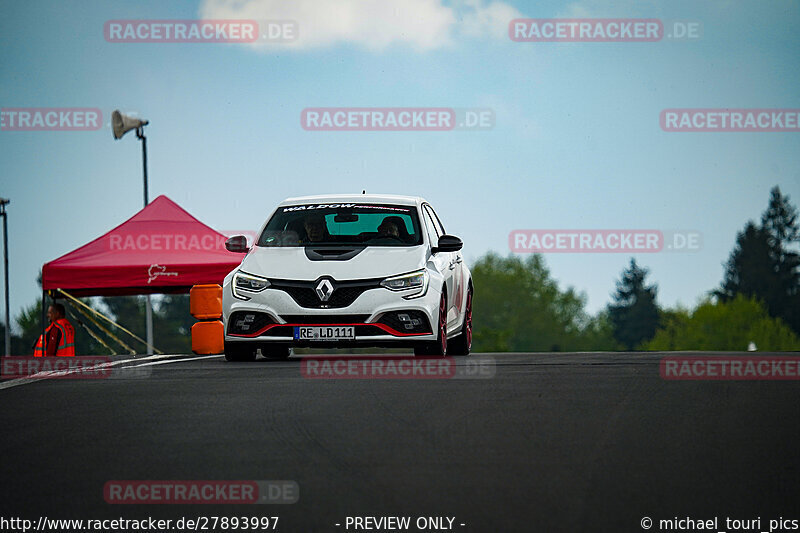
top-left (279, 194), bottom-right (426, 207)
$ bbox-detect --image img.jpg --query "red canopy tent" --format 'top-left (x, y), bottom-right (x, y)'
top-left (43, 195), bottom-right (244, 296)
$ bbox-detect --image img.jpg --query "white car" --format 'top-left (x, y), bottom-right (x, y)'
top-left (221, 194), bottom-right (473, 361)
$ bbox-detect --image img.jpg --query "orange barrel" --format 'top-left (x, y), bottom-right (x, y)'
top-left (190, 284), bottom-right (223, 320)
top-left (191, 320), bottom-right (224, 355)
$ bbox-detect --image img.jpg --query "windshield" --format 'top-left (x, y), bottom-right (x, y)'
top-left (257, 203), bottom-right (423, 247)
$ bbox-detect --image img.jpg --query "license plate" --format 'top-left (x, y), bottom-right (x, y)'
top-left (293, 326), bottom-right (355, 341)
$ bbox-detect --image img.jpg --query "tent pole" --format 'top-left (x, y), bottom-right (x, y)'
top-left (145, 295), bottom-right (153, 355)
top-left (138, 127), bottom-right (154, 356)
top-left (41, 289), bottom-right (46, 356)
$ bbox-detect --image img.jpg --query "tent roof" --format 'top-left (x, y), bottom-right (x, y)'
top-left (42, 195), bottom-right (244, 296)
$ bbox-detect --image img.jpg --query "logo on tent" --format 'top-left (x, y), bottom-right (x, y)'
top-left (148, 264), bottom-right (178, 284)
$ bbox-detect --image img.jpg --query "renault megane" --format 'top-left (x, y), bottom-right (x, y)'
top-left (221, 194), bottom-right (472, 361)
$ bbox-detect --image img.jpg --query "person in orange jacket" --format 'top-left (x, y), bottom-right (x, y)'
top-left (33, 303), bottom-right (75, 357)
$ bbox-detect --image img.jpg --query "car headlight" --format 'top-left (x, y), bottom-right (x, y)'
top-left (380, 269), bottom-right (429, 298)
top-left (232, 271), bottom-right (270, 300)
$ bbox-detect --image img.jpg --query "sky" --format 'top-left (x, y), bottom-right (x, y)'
top-left (1, 0), bottom-right (799, 326)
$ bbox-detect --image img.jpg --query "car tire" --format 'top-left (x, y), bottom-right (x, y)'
top-left (448, 288), bottom-right (472, 356)
top-left (260, 344), bottom-right (291, 360)
top-left (414, 292), bottom-right (447, 356)
top-left (224, 342), bottom-right (257, 362)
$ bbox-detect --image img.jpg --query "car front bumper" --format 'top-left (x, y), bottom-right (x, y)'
top-left (222, 278), bottom-right (442, 347)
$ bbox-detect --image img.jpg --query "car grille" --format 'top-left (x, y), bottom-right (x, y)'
top-left (269, 277), bottom-right (383, 309)
top-left (280, 314), bottom-right (371, 324)
top-left (230, 312), bottom-right (428, 338)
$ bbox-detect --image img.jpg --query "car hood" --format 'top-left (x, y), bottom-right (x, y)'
top-left (238, 246), bottom-right (428, 281)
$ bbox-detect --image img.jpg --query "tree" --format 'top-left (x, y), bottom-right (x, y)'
top-left (12, 272), bottom-right (108, 355)
top-left (645, 307), bottom-right (690, 351)
top-left (153, 294), bottom-right (193, 354)
top-left (101, 295), bottom-right (147, 343)
top-left (61, 299), bottom-right (114, 355)
top-left (607, 258), bottom-right (660, 350)
top-left (716, 186), bottom-right (800, 335)
top-left (100, 294), bottom-right (194, 354)
top-left (646, 295), bottom-right (800, 351)
top-left (14, 297), bottom-right (43, 353)
top-left (12, 273), bottom-right (192, 356)
top-left (15, 295), bottom-right (109, 356)
top-left (762, 185), bottom-right (799, 242)
top-left (471, 253), bottom-right (616, 352)
top-left (575, 310), bottom-right (619, 351)
top-left (716, 222), bottom-right (777, 301)
top-left (0, 320), bottom-right (24, 355)
top-left (761, 186), bottom-right (800, 333)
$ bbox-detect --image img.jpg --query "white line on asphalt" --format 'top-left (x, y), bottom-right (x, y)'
top-left (131, 354), bottom-right (222, 367)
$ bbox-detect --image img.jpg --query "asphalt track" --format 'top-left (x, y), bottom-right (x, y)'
top-left (1, 352), bottom-right (799, 533)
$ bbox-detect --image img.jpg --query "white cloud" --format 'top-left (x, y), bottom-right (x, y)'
top-left (557, 0), bottom-right (662, 18)
top-left (559, 3), bottom-right (594, 18)
top-left (199, 0), bottom-right (520, 51)
top-left (459, 0), bottom-right (522, 40)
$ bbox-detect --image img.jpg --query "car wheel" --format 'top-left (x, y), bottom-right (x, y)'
top-left (224, 342), bottom-right (257, 362)
top-left (260, 344), bottom-right (292, 360)
top-left (448, 288), bottom-right (472, 356)
top-left (414, 292), bottom-right (447, 356)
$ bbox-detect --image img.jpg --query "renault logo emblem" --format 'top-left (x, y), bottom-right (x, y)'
top-left (315, 279), bottom-right (334, 301)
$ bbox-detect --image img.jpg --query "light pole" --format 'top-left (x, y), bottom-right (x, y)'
top-left (112, 110), bottom-right (154, 355)
top-left (1, 198), bottom-right (9, 356)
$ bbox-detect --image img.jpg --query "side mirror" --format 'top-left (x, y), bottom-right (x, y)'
top-left (433, 234), bottom-right (463, 253)
top-left (225, 235), bottom-right (249, 253)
